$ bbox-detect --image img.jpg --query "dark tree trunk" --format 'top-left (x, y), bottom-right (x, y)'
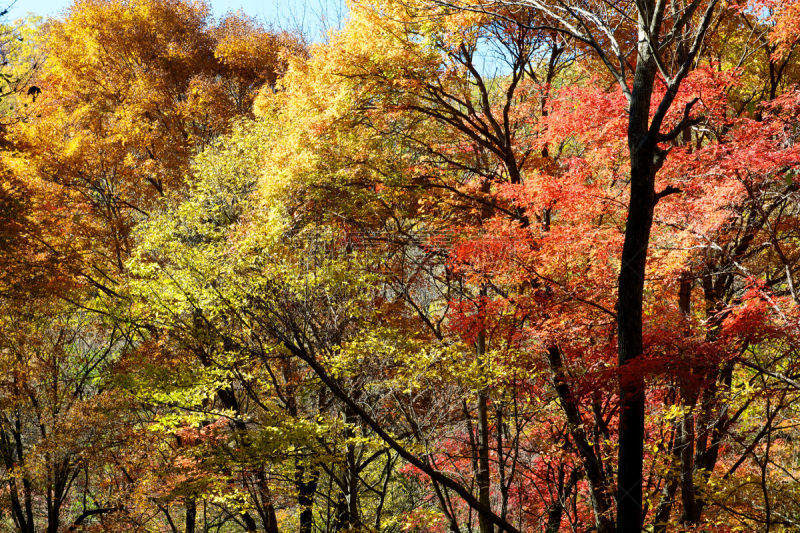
top-left (47, 499), bottom-right (62, 533)
top-left (185, 499), bottom-right (196, 533)
top-left (297, 461), bottom-right (319, 533)
top-left (545, 467), bottom-right (579, 533)
top-left (616, 7), bottom-right (660, 527)
top-left (547, 347), bottom-right (614, 532)
top-left (3, 419), bottom-right (36, 533)
top-left (241, 511), bottom-right (259, 532)
top-left (334, 492), bottom-right (349, 532)
top-left (678, 273), bottom-right (701, 526)
top-left (545, 506), bottom-right (563, 533)
top-left (477, 331), bottom-right (493, 533)
top-left (616, 170), bottom-right (653, 533)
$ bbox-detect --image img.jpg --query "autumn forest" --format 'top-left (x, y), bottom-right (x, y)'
top-left (1, 0), bottom-right (800, 531)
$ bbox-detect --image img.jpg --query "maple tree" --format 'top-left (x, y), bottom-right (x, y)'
top-left (242, 2), bottom-right (800, 531)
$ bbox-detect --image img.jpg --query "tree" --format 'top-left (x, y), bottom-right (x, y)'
top-left (417, 0), bottom-right (729, 528)
top-left (0, 298), bottom-right (134, 532)
top-left (8, 0), bottom-right (301, 279)
top-left (247, 0), bottom-right (800, 529)
top-left (0, 3), bottom-right (303, 531)
top-left (250, 4), bottom-right (618, 530)
top-left (3, 0), bottom-right (800, 530)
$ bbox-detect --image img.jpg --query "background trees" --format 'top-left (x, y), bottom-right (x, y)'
top-left (9, 0), bottom-right (300, 277)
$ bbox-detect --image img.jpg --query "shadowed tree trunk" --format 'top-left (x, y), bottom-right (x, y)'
top-left (477, 329), bottom-right (493, 533)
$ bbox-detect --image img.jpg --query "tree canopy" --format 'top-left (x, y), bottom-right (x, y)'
top-left (1, 0), bottom-right (800, 531)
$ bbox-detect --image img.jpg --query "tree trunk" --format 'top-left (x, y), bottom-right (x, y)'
top-left (297, 461), bottom-right (318, 533)
top-left (677, 273), bottom-right (701, 526)
top-left (616, 6), bottom-right (660, 528)
top-left (616, 149), bottom-right (656, 533)
top-left (241, 511), bottom-right (259, 532)
top-left (334, 410), bottom-right (361, 532)
top-left (477, 330), bottom-right (493, 533)
top-left (547, 347), bottom-right (614, 532)
top-left (185, 498), bottom-right (196, 533)
top-left (256, 468), bottom-right (280, 533)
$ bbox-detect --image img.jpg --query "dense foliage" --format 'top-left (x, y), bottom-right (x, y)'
top-left (1, 0), bottom-right (800, 531)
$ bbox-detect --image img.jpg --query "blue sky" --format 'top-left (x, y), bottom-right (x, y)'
top-left (9, 0), bottom-right (347, 39)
